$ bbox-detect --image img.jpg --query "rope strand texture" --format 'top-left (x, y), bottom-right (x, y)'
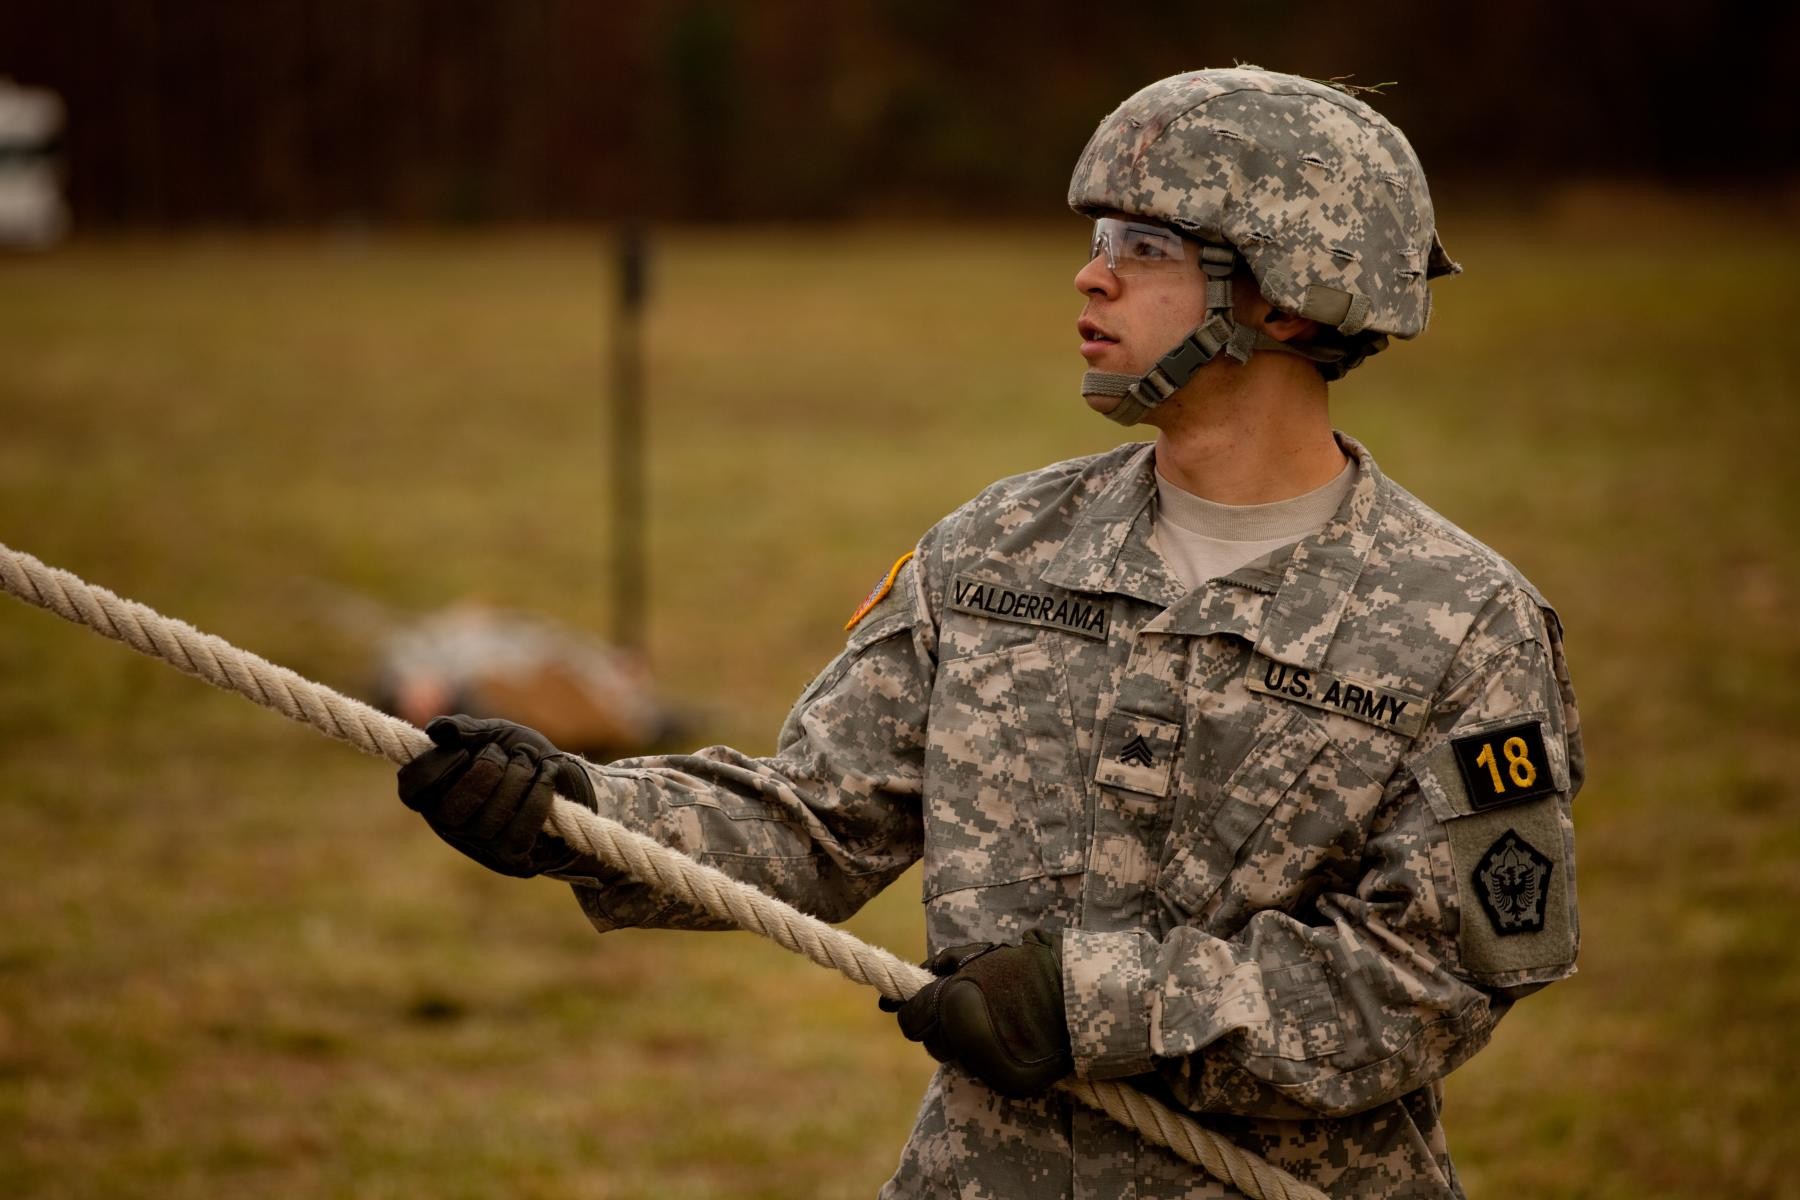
top-left (0, 540), bottom-right (1326, 1200)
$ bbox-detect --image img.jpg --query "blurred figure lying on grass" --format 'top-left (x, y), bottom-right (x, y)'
top-left (373, 602), bottom-right (686, 760)
top-left (395, 65), bottom-right (1583, 1200)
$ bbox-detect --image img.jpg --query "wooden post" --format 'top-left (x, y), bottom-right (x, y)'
top-left (610, 222), bottom-right (648, 653)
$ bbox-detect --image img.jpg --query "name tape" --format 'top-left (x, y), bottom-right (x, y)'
top-left (947, 574), bottom-right (1109, 641)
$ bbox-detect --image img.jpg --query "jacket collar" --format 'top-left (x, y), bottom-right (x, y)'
top-left (1041, 433), bottom-right (1388, 670)
top-left (1040, 442), bottom-right (1183, 608)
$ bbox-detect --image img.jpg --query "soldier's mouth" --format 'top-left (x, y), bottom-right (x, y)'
top-left (1078, 320), bottom-right (1119, 357)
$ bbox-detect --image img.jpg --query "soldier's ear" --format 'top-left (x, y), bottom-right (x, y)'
top-left (1230, 266), bottom-right (1320, 344)
top-left (1261, 308), bottom-right (1322, 344)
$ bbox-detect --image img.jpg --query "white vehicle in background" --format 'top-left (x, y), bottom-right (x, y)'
top-left (0, 77), bottom-right (67, 249)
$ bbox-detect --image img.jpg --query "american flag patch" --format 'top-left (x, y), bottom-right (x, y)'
top-left (845, 550), bottom-right (915, 631)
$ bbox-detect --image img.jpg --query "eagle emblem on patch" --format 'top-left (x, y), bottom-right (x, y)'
top-left (1473, 829), bottom-right (1553, 936)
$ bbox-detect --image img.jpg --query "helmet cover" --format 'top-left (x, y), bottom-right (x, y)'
top-left (1069, 65), bottom-right (1459, 341)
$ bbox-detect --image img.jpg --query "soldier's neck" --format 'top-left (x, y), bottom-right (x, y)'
top-left (1148, 360), bottom-right (1341, 505)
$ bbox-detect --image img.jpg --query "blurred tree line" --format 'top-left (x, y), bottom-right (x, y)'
top-left (2, 0), bottom-right (1794, 226)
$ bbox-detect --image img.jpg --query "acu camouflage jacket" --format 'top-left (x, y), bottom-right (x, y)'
top-left (562, 433), bottom-right (1584, 1199)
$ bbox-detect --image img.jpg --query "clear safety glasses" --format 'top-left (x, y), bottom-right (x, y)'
top-left (1087, 217), bottom-right (1198, 277)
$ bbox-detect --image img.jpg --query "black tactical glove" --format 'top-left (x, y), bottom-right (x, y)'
top-left (397, 714), bottom-right (599, 878)
top-left (881, 928), bottom-right (1074, 1098)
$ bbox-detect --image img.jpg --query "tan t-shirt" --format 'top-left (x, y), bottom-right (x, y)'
top-left (1151, 457), bottom-right (1355, 590)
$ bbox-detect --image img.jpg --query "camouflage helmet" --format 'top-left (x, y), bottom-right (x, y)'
top-left (1069, 65), bottom-right (1461, 420)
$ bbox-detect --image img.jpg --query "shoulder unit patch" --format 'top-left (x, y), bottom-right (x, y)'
top-left (1473, 828), bottom-right (1553, 936)
top-left (1412, 715), bottom-right (1576, 981)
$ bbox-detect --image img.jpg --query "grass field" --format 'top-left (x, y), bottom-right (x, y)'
top-left (2, 197), bottom-right (1797, 1198)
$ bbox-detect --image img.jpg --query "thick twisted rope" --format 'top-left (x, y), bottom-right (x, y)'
top-left (0, 541), bottom-right (1325, 1200)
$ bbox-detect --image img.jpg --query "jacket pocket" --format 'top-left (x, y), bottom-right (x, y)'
top-left (1157, 705), bottom-right (1334, 919)
top-left (922, 639), bottom-right (1085, 898)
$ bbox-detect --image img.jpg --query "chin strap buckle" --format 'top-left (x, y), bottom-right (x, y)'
top-left (1145, 313), bottom-right (1236, 396)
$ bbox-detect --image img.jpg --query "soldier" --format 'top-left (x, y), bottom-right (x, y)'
top-left (397, 65), bottom-right (1582, 1198)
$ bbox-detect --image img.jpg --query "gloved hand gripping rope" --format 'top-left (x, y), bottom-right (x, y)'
top-left (0, 540), bottom-right (1326, 1200)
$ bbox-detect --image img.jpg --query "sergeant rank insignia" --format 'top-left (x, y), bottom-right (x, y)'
top-left (1118, 735), bottom-right (1155, 768)
top-left (1473, 829), bottom-right (1553, 936)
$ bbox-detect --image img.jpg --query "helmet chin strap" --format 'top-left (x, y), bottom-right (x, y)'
top-left (1080, 243), bottom-right (1351, 426)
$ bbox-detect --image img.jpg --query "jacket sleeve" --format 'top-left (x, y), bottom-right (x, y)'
top-left (1061, 589), bottom-right (1583, 1119)
top-left (550, 550), bottom-right (939, 935)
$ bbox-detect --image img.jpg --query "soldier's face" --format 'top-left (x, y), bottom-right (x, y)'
top-left (1074, 213), bottom-right (1212, 399)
